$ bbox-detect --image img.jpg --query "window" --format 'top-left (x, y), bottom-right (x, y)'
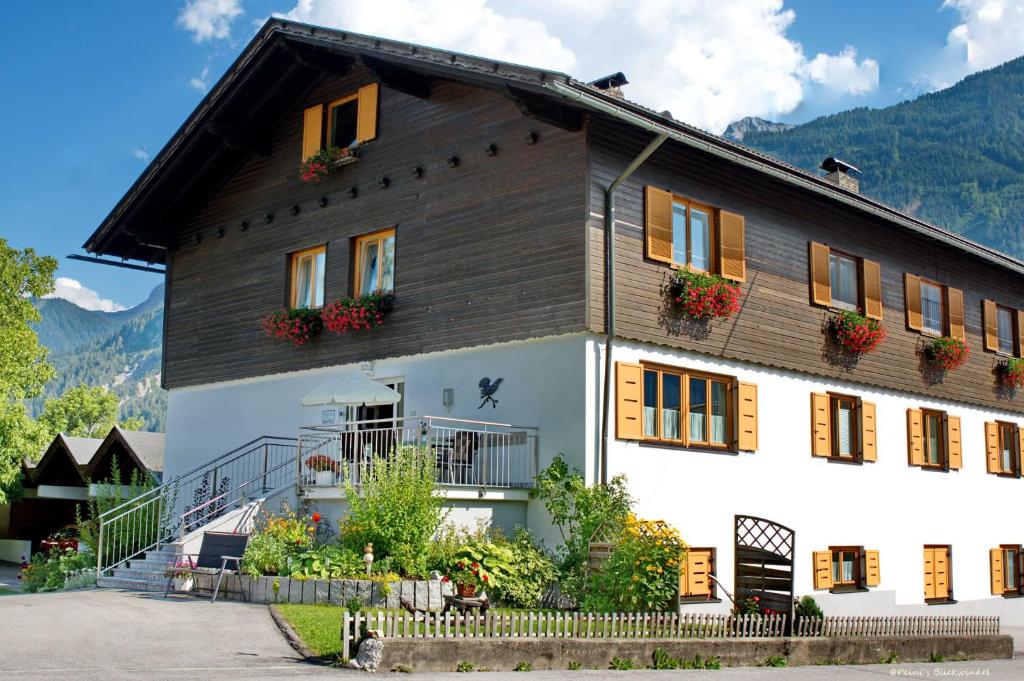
top-left (922, 409), bottom-right (945, 467)
top-left (920, 282), bottom-right (944, 335)
top-left (985, 421), bottom-right (1021, 476)
top-left (353, 228), bottom-right (396, 296)
top-left (908, 408), bottom-right (962, 471)
top-left (811, 393), bottom-right (876, 462)
top-left (328, 94), bottom-right (360, 149)
top-left (923, 545), bottom-right (952, 602)
top-left (680, 547), bottom-right (718, 602)
top-left (641, 366), bottom-right (730, 447)
top-left (984, 300), bottom-right (1020, 356)
top-left (300, 83), bottom-right (379, 162)
top-left (813, 547), bottom-right (880, 590)
top-left (643, 186), bottom-right (746, 282)
top-left (999, 423), bottom-right (1018, 474)
top-left (808, 242), bottom-right (882, 319)
top-left (997, 307), bottom-right (1015, 354)
top-left (829, 252), bottom-right (859, 311)
top-left (991, 546), bottom-right (1022, 597)
top-left (289, 246), bottom-right (326, 308)
top-left (905, 274), bottom-right (964, 340)
top-left (831, 547), bottom-right (860, 587)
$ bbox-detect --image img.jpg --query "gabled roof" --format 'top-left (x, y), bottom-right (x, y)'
top-left (29, 434), bottom-right (102, 485)
top-left (83, 427), bottom-right (165, 481)
top-left (84, 18), bottom-right (1024, 279)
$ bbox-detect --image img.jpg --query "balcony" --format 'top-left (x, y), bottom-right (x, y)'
top-left (297, 416), bottom-right (538, 490)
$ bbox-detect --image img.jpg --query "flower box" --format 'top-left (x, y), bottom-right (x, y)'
top-left (1000, 358), bottom-right (1024, 390)
top-left (300, 145), bottom-right (359, 183)
top-left (924, 336), bottom-right (969, 372)
top-left (667, 268), bottom-right (741, 321)
top-left (262, 293), bottom-right (395, 346)
top-left (830, 310), bottom-right (885, 355)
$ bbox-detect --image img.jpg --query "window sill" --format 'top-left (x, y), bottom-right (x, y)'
top-left (825, 456), bottom-right (864, 466)
top-left (829, 586), bottom-right (869, 595)
top-left (925, 598), bottom-right (957, 606)
top-left (634, 440), bottom-right (739, 456)
top-left (679, 596), bottom-right (722, 605)
top-left (1001, 592), bottom-right (1024, 599)
top-left (914, 464), bottom-right (950, 473)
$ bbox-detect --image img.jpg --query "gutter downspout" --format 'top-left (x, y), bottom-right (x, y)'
top-left (598, 132), bottom-right (667, 485)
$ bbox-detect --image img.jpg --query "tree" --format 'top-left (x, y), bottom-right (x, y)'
top-left (39, 384), bottom-right (120, 438)
top-left (0, 239), bottom-right (56, 503)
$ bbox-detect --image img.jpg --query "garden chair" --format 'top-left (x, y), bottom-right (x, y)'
top-left (164, 531), bottom-right (249, 603)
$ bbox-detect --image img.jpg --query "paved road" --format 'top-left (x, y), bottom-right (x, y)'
top-left (1, 589), bottom-right (1021, 680)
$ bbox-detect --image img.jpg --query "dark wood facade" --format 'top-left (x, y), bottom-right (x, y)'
top-left (164, 70), bottom-right (588, 388)
top-left (587, 116), bottom-right (1024, 414)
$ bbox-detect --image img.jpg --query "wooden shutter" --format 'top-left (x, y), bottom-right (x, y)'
top-left (301, 104), bottom-right (324, 162)
top-left (923, 547), bottom-right (936, 600)
top-left (983, 300), bottom-right (999, 351)
top-left (859, 400), bottom-right (877, 462)
top-left (907, 408), bottom-right (924, 466)
top-left (905, 274), bottom-right (922, 331)
top-left (809, 242), bottom-right (832, 307)
top-left (355, 83), bottom-right (379, 143)
top-left (985, 421), bottom-right (1000, 473)
top-left (934, 547), bottom-right (950, 600)
top-left (811, 393), bottom-right (831, 457)
top-left (945, 414), bottom-right (962, 470)
top-left (864, 550), bottom-right (881, 587)
top-left (991, 548), bottom-right (1005, 595)
top-left (681, 548), bottom-right (712, 597)
top-left (644, 186), bottom-right (674, 265)
top-left (947, 287), bottom-right (965, 341)
top-left (862, 259), bottom-right (883, 320)
top-left (735, 382), bottom-right (758, 451)
top-left (615, 363), bottom-right (644, 440)
top-left (813, 551), bottom-right (833, 590)
top-left (1017, 310), bottom-right (1024, 358)
top-left (1018, 427), bottom-right (1024, 476)
top-left (717, 211), bottom-right (746, 282)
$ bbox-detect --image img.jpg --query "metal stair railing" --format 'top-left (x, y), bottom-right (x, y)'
top-left (96, 435), bottom-right (297, 578)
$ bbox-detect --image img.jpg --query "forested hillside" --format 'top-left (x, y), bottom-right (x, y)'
top-left (734, 57), bottom-right (1024, 258)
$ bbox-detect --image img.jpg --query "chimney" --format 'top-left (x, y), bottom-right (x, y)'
top-left (820, 157), bottom-right (861, 193)
top-left (588, 72), bottom-right (629, 100)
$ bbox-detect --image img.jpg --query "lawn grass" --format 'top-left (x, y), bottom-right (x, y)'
top-left (275, 604), bottom-right (345, 657)
top-left (0, 588), bottom-right (17, 595)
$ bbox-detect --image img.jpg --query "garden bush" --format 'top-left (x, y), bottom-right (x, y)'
top-left (499, 528), bottom-right (557, 608)
top-left (795, 595), bottom-right (824, 619)
top-left (242, 505), bottom-right (318, 577)
top-left (20, 548), bottom-right (94, 593)
top-left (241, 531), bottom-right (288, 577)
top-left (286, 545), bottom-right (365, 580)
top-left (340, 445), bottom-right (446, 576)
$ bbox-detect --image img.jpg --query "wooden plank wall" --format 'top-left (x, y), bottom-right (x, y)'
top-left (163, 70), bottom-right (588, 388)
top-left (587, 116), bottom-right (1024, 414)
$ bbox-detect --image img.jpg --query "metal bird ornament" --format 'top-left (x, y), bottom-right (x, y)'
top-left (478, 377), bottom-right (503, 409)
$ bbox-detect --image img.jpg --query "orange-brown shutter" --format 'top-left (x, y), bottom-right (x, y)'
top-left (810, 393), bottom-right (831, 457)
top-left (735, 382), bottom-right (758, 451)
top-left (1017, 309), bottom-right (1024, 357)
top-left (681, 548), bottom-right (713, 597)
top-left (907, 408), bottom-right (924, 466)
top-left (616, 362), bottom-right (644, 440)
top-left (862, 259), bottom-right (883, 320)
top-left (355, 83), bottom-right (379, 143)
top-left (985, 421), bottom-right (1000, 473)
top-left (1018, 427), bottom-right (1024, 476)
top-left (644, 186), bottom-right (674, 265)
top-left (923, 547), bottom-right (936, 600)
top-left (813, 551), bottom-right (833, 590)
top-left (945, 414), bottom-right (962, 470)
top-left (983, 300), bottom-right (999, 351)
top-left (809, 242), bottom-right (832, 307)
top-left (301, 104), bottom-right (324, 162)
top-left (859, 400), bottom-right (877, 462)
top-left (934, 547), bottom-right (950, 600)
top-left (717, 211), bottom-right (746, 282)
top-left (991, 548), bottom-right (1005, 595)
top-left (905, 273), bottom-right (922, 331)
top-left (947, 287), bottom-right (965, 341)
top-left (864, 550), bottom-right (881, 587)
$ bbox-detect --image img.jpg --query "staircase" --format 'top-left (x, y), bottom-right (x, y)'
top-left (95, 435), bottom-right (298, 588)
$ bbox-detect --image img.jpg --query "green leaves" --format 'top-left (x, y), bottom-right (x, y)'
top-left (38, 384), bottom-right (120, 438)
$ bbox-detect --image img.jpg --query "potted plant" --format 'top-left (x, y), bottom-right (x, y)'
top-left (261, 307), bottom-right (324, 346)
top-left (300, 145), bottom-right (359, 183)
top-left (1000, 358), bottom-right (1024, 390)
top-left (925, 336), bottom-right (969, 372)
top-left (830, 310), bottom-right (886, 355)
top-left (320, 293), bottom-right (394, 334)
top-left (305, 455), bottom-right (339, 486)
top-left (667, 267), bottom-right (741, 320)
top-left (448, 560), bottom-right (491, 598)
top-left (169, 557), bottom-right (196, 592)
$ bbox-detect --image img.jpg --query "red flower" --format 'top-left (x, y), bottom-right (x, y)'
top-left (753, 596), bottom-right (760, 602)
top-left (441, 575), bottom-right (450, 583)
top-left (482, 574), bottom-right (489, 582)
top-left (311, 513), bottom-right (321, 523)
top-left (471, 562), bottom-right (479, 569)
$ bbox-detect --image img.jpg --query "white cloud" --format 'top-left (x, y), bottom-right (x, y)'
top-left (936, 0), bottom-right (1024, 86)
top-left (131, 148), bottom-right (150, 161)
top-left (803, 47), bottom-right (879, 95)
top-left (189, 66), bottom-right (211, 92)
top-left (275, 0), bottom-right (878, 134)
top-left (177, 0), bottom-right (244, 42)
top-left (43, 278), bottom-right (126, 313)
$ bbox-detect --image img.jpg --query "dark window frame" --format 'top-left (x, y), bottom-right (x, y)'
top-left (828, 393), bottom-right (859, 460)
top-left (639, 362), bottom-right (733, 451)
top-left (921, 408), bottom-right (947, 469)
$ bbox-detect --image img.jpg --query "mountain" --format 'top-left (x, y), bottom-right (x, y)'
top-left (732, 56), bottom-right (1024, 258)
top-left (32, 284), bottom-right (166, 431)
top-left (723, 116), bottom-right (795, 142)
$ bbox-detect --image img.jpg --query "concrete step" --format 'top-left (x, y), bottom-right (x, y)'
top-left (128, 559), bottom-right (176, 571)
top-left (112, 567), bottom-right (169, 581)
top-left (96, 576), bottom-right (166, 592)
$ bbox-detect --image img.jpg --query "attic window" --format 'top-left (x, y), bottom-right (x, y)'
top-left (301, 83), bottom-right (379, 162)
top-left (328, 95), bottom-right (359, 149)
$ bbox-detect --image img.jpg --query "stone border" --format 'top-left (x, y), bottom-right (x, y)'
top-left (377, 635), bottom-right (1014, 672)
top-left (268, 604), bottom-right (319, 659)
top-left (190, 573), bottom-right (451, 609)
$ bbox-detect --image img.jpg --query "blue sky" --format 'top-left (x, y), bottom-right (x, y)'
top-left (2, 0), bottom-right (1021, 310)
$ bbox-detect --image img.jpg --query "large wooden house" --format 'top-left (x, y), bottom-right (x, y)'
top-left (85, 19), bottom-right (1024, 619)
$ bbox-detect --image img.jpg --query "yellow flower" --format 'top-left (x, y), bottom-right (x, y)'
top-left (631, 574), bottom-right (640, 582)
top-left (634, 560), bottom-right (640, 566)
top-left (657, 567), bottom-right (664, 574)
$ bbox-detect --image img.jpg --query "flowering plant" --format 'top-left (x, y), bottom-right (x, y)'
top-left (926, 336), bottom-right (969, 371)
top-left (733, 596), bottom-right (761, 617)
top-left (299, 146), bottom-right (355, 183)
top-left (830, 310), bottom-right (886, 355)
top-left (305, 455), bottom-right (340, 474)
top-left (449, 560), bottom-right (492, 594)
top-left (1001, 358), bottom-right (1024, 390)
top-left (261, 307), bottom-right (324, 346)
top-left (321, 293), bottom-right (394, 334)
top-left (668, 268), bottom-right (741, 320)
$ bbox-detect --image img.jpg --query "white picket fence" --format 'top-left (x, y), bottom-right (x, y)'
top-left (341, 611), bottom-right (785, 659)
top-left (794, 615), bottom-right (1000, 637)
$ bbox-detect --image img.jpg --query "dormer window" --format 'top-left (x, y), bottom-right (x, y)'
top-left (301, 83), bottom-right (379, 162)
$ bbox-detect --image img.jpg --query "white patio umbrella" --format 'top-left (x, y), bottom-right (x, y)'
top-left (300, 373), bottom-right (402, 407)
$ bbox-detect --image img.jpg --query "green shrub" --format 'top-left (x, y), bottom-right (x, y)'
top-left (242, 532), bottom-right (288, 577)
top-left (567, 661), bottom-right (582, 670)
top-left (651, 648), bottom-right (681, 669)
top-left (76, 456), bottom-right (165, 558)
top-left (513, 662), bottom-right (532, 672)
top-left (456, 661), bottom-right (475, 672)
top-left (930, 652), bottom-right (946, 663)
top-left (878, 651), bottom-right (900, 664)
top-left (609, 657), bottom-right (640, 670)
top-left (286, 545), bottom-right (365, 580)
top-left (498, 528), bottom-right (557, 608)
top-left (426, 521), bottom-right (490, 573)
top-left (19, 548), bottom-right (94, 593)
top-left (340, 445), bottom-right (446, 577)
top-left (682, 654), bottom-right (720, 670)
top-left (764, 655), bottom-right (787, 667)
top-left (795, 595), bottom-right (824, 619)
